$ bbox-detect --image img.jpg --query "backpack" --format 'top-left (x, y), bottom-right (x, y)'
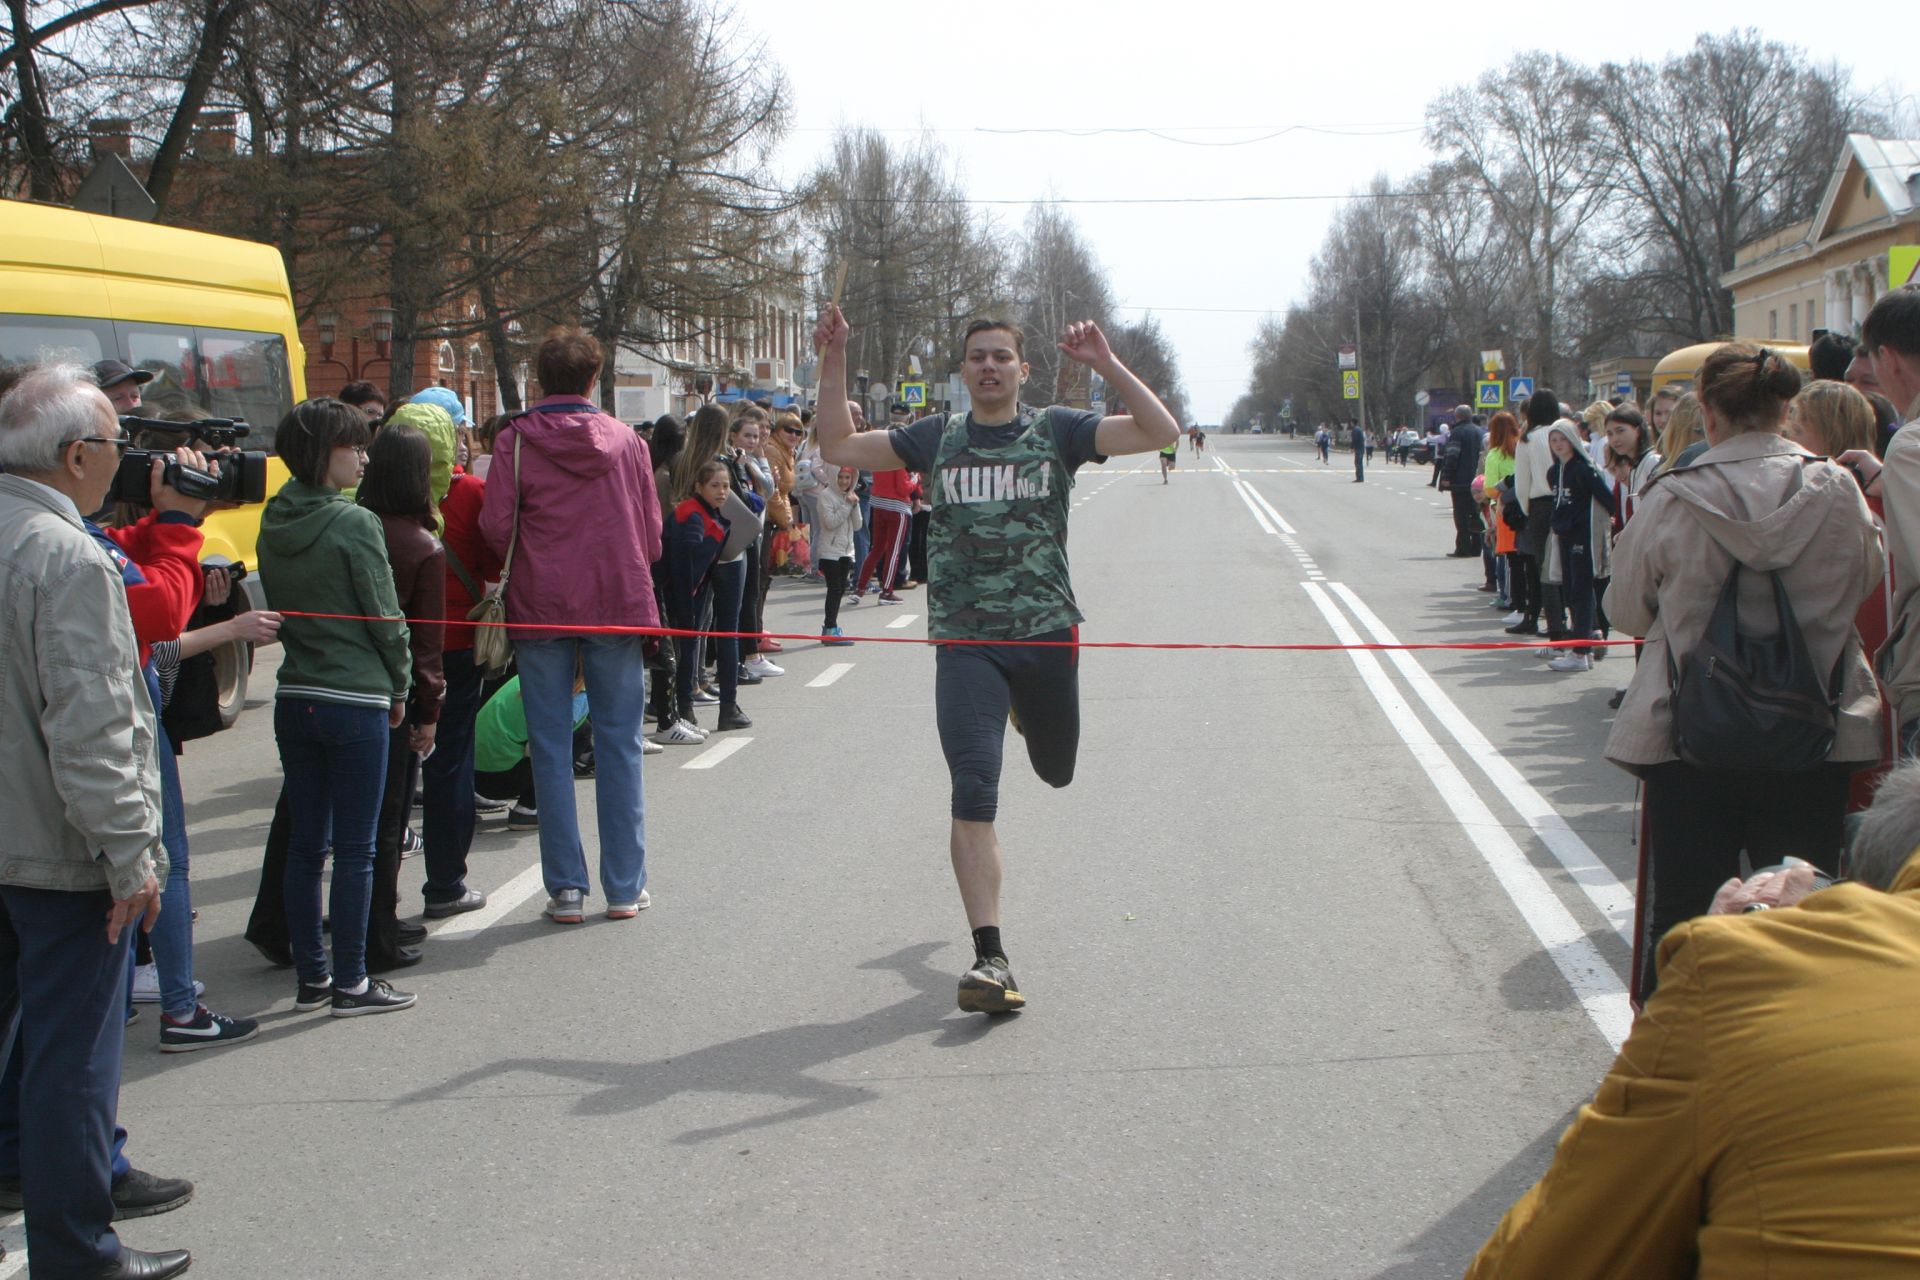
top-left (1667, 558), bottom-right (1838, 772)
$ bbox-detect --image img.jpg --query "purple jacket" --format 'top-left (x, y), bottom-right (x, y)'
top-left (479, 396), bottom-right (663, 641)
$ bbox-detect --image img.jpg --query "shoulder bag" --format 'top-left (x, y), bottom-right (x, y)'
top-left (468, 435), bottom-right (520, 677)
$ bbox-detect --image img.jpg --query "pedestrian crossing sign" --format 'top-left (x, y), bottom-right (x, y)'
top-left (1508, 376), bottom-right (1535, 403)
top-left (899, 381), bottom-right (927, 407)
top-left (1341, 370), bottom-right (1360, 400)
top-left (1476, 380), bottom-right (1503, 409)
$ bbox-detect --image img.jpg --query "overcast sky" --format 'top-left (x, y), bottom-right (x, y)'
top-left (747, 2), bottom-right (1913, 421)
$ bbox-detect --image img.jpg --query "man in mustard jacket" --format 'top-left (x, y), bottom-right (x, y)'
top-left (1468, 761), bottom-right (1920, 1278)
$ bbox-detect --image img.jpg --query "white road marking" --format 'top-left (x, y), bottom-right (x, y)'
top-left (1231, 481), bottom-right (1278, 536)
top-left (1301, 583), bottom-right (1631, 1052)
top-left (808, 663), bottom-right (854, 687)
top-left (431, 862), bottom-right (548, 939)
top-left (1327, 584), bottom-right (1636, 943)
top-left (885, 614), bottom-right (919, 629)
top-left (1239, 484), bottom-right (1296, 534)
top-left (684, 737), bottom-right (753, 770)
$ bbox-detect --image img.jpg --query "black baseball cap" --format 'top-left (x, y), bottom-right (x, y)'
top-left (92, 359), bottom-right (154, 390)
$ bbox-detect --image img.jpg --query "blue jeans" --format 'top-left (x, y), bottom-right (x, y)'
top-left (422, 648), bottom-right (483, 904)
top-left (0, 886), bottom-right (132, 1275)
top-left (151, 723), bottom-right (197, 1018)
top-left (275, 697), bottom-right (389, 988)
top-left (514, 637), bottom-right (649, 904)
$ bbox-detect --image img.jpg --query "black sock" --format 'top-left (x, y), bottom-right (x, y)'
top-left (972, 926), bottom-right (1004, 962)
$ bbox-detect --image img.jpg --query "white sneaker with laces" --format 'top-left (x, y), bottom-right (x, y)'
top-left (1547, 653), bottom-right (1592, 672)
top-left (650, 721), bottom-right (706, 746)
top-left (743, 655), bottom-right (784, 677)
top-left (131, 964), bottom-right (204, 1004)
top-left (1501, 611), bottom-right (1525, 627)
top-left (643, 738), bottom-right (664, 755)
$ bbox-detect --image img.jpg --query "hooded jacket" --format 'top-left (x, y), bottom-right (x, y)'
top-left (259, 479), bottom-right (412, 709)
top-left (1602, 431), bottom-right (1883, 772)
top-left (477, 395), bottom-right (663, 641)
top-left (384, 401), bottom-right (458, 525)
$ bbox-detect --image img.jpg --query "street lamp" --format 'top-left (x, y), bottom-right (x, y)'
top-left (313, 307), bottom-right (394, 382)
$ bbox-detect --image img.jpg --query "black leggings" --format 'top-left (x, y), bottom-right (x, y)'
top-left (935, 627), bottom-right (1080, 822)
top-left (1634, 761), bottom-right (1852, 1002)
top-left (822, 557), bottom-right (850, 629)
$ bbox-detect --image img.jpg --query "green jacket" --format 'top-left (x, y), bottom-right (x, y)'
top-left (1483, 446), bottom-right (1515, 497)
top-left (474, 675), bottom-right (589, 773)
top-left (259, 479), bottom-right (411, 709)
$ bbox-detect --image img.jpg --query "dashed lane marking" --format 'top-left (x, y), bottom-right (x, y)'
top-left (684, 737), bottom-right (753, 770)
top-left (885, 614), bottom-right (919, 629)
top-left (807, 663), bottom-right (854, 688)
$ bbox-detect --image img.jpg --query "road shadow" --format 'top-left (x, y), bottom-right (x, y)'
top-left (1366, 1106), bottom-right (1581, 1279)
top-left (389, 942), bottom-right (1010, 1144)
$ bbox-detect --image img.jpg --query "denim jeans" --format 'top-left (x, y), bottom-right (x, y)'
top-left (151, 723), bottom-right (197, 1018)
top-left (275, 697), bottom-right (389, 988)
top-left (422, 648), bottom-right (483, 904)
top-left (514, 637), bottom-right (649, 904)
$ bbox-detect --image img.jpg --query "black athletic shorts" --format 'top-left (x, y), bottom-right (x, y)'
top-left (934, 626), bottom-right (1080, 822)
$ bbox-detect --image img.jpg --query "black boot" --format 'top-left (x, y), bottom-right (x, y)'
top-left (716, 703), bottom-right (752, 731)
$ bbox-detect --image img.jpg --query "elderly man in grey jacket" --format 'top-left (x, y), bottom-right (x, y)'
top-left (0, 365), bottom-right (190, 1279)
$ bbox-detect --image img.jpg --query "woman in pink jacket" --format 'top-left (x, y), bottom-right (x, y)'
top-left (479, 328), bottom-right (663, 925)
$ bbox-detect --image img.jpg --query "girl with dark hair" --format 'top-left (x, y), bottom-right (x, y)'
top-left (663, 461), bottom-right (732, 740)
top-left (1542, 421), bottom-right (1617, 672)
top-left (258, 399), bottom-right (417, 1016)
top-left (356, 426), bottom-right (445, 972)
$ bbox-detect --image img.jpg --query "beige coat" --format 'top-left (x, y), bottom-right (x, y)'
top-left (1873, 416), bottom-right (1920, 723)
top-left (1602, 430), bottom-right (1884, 772)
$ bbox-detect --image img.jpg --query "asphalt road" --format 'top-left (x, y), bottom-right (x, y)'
top-left (6, 434), bottom-right (1639, 1278)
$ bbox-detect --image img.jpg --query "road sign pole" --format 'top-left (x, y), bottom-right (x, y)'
top-left (1354, 298), bottom-right (1367, 433)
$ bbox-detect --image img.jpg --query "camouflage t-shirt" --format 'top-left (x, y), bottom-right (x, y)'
top-left (890, 406), bottom-right (1105, 640)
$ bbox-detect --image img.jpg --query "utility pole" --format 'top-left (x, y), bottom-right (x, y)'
top-left (1354, 295), bottom-right (1368, 434)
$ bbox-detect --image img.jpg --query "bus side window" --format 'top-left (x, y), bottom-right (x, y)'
top-left (116, 322), bottom-right (204, 418)
top-left (0, 314), bottom-right (114, 371)
top-left (197, 329), bottom-right (292, 450)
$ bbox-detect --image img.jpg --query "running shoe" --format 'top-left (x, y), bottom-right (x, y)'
top-left (958, 955), bottom-right (1026, 1014)
top-left (400, 827), bottom-right (424, 858)
top-left (821, 626), bottom-right (854, 646)
top-left (159, 1005), bottom-right (260, 1053)
top-left (606, 890), bottom-right (652, 920)
top-left (877, 592), bottom-right (904, 605)
top-left (643, 738), bottom-right (664, 755)
top-left (843, 593), bottom-right (862, 607)
top-left (544, 889), bottom-right (586, 924)
top-left (331, 977), bottom-right (417, 1017)
top-left (1547, 653), bottom-right (1592, 673)
top-left (1500, 611), bottom-right (1525, 627)
top-left (651, 721), bottom-right (706, 746)
top-left (743, 655), bottom-right (784, 677)
top-left (423, 888), bottom-right (487, 919)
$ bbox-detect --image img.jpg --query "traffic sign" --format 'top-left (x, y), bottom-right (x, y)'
top-left (1508, 376), bottom-right (1535, 403)
top-left (1475, 380), bottom-right (1503, 409)
top-left (898, 380), bottom-right (927, 407)
top-left (1341, 370), bottom-right (1360, 400)
top-left (1615, 371), bottom-right (1635, 396)
top-left (1413, 390), bottom-right (1431, 407)
top-left (1337, 345), bottom-right (1358, 370)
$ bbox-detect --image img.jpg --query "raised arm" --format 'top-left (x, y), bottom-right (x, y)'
top-left (812, 305), bottom-right (906, 472)
top-left (1060, 322), bottom-right (1179, 457)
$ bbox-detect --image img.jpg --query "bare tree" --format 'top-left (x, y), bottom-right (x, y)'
top-left (1588, 30), bottom-right (1883, 342)
top-left (1427, 54), bottom-right (1609, 388)
top-left (1106, 313), bottom-right (1188, 425)
top-left (1008, 203), bottom-right (1113, 404)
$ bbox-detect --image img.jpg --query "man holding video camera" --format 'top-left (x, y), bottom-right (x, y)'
top-left (0, 363), bottom-right (192, 1278)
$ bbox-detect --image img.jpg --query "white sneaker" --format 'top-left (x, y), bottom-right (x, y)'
top-left (643, 738), bottom-right (663, 755)
top-left (743, 655), bottom-right (785, 677)
top-left (131, 963), bottom-right (204, 1004)
top-left (843, 593), bottom-right (861, 607)
top-left (1547, 653), bottom-right (1592, 672)
top-left (650, 721), bottom-right (707, 746)
top-left (1501, 611), bottom-right (1525, 627)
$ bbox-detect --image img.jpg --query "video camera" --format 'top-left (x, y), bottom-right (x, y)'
top-left (107, 415), bottom-right (269, 506)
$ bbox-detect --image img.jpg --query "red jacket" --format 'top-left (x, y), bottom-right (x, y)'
top-left (103, 512), bottom-right (203, 665)
top-left (439, 473), bottom-right (504, 653)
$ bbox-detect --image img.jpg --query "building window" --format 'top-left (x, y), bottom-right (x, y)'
top-left (1769, 310), bottom-right (1778, 339)
top-left (1789, 302), bottom-right (1798, 340)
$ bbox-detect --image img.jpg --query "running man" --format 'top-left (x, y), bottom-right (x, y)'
top-left (812, 307), bottom-right (1179, 1013)
top-left (1159, 438), bottom-right (1178, 483)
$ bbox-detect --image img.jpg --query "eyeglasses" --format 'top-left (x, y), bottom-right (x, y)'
top-left (779, 426), bottom-right (803, 436)
top-left (74, 436), bottom-right (131, 451)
